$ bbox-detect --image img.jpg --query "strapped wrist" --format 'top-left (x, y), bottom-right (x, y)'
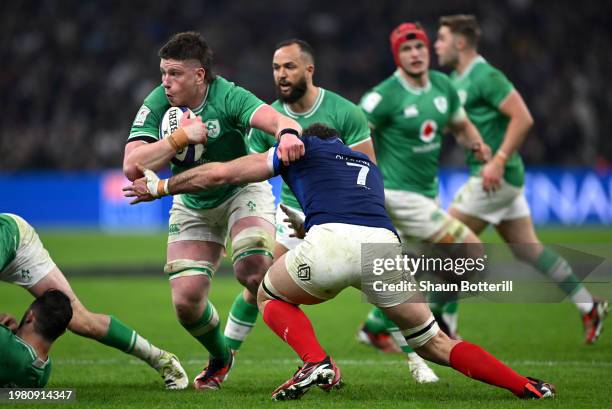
top-left (165, 128), bottom-right (189, 152)
top-left (156, 179), bottom-right (170, 197)
top-left (277, 128), bottom-right (300, 140)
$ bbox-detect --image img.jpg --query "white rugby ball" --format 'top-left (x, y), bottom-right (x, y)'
top-left (159, 106), bottom-right (205, 166)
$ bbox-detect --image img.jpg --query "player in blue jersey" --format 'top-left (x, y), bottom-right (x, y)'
top-left (124, 124), bottom-right (555, 401)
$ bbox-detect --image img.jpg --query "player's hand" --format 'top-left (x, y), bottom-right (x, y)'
top-left (179, 112), bottom-right (208, 144)
top-left (277, 133), bottom-right (305, 165)
top-left (0, 313), bottom-right (18, 332)
top-left (122, 165), bottom-right (166, 204)
top-left (472, 142), bottom-right (492, 163)
top-left (481, 159), bottom-right (503, 192)
top-left (280, 204), bottom-right (306, 239)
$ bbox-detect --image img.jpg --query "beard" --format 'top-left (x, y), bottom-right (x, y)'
top-left (276, 77), bottom-right (308, 104)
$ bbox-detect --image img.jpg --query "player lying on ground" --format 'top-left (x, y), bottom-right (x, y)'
top-left (0, 213), bottom-right (188, 389)
top-left (124, 123), bottom-right (555, 401)
top-left (1, 290), bottom-right (72, 387)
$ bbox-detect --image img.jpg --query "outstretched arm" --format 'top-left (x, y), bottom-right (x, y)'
top-left (123, 152), bottom-right (273, 204)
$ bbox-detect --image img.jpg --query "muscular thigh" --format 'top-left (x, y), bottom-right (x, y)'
top-left (384, 189), bottom-right (450, 241)
top-left (1, 214), bottom-right (56, 288)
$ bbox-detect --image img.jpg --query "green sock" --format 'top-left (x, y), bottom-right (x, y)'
top-left (224, 292), bottom-right (259, 351)
top-left (363, 307), bottom-right (389, 334)
top-left (99, 316), bottom-right (162, 366)
top-left (535, 247), bottom-right (593, 313)
top-left (182, 301), bottom-right (230, 363)
top-left (379, 310), bottom-right (414, 353)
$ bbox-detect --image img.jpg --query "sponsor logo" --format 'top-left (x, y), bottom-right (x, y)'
top-left (419, 120), bottom-right (437, 143)
top-left (458, 90), bottom-right (468, 105)
top-left (297, 263), bottom-right (311, 281)
top-left (361, 92), bottom-right (382, 113)
top-left (20, 269), bottom-right (32, 281)
top-left (403, 104), bottom-right (419, 118)
top-left (247, 201), bottom-right (256, 212)
top-left (133, 106), bottom-right (151, 127)
top-left (168, 223), bottom-right (180, 236)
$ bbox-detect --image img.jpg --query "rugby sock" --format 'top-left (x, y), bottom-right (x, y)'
top-left (535, 247), bottom-right (593, 314)
top-left (262, 300), bottom-right (327, 363)
top-left (449, 341), bottom-right (529, 397)
top-left (224, 292), bottom-right (259, 351)
top-left (363, 307), bottom-right (391, 334)
top-left (181, 301), bottom-right (231, 363)
top-left (380, 309), bottom-right (415, 353)
top-left (99, 316), bottom-right (163, 366)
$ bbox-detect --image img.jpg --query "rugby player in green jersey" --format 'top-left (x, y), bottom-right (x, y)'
top-left (225, 38), bottom-right (382, 358)
top-left (357, 22), bottom-right (492, 382)
top-left (435, 14), bottom-right (608, 344)
top-left (0, 214), bottom-right (188, 389)
top-left (123, 32), bottom-right (304, 390)
top-left (1, 290), bottom-right (71, 388)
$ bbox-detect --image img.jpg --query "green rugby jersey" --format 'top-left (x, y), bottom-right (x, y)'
top-left (0, 325), bottom-right (51, 388)
top-left (451, 56), bottom-right (524, 186)
top-left (360, 70), bottom-right (464, 198)
top-left (0, 214), bottom-right (19, 273)
top-left (128, 76), bottom-right (265, 209)
top-left (248, 88), bottom-right (371, 210)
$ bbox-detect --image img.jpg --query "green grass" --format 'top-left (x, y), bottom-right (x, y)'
top-left (37, 226), bottom-right (612, 270)
top-left (2, 275), bottom-right (611, 408)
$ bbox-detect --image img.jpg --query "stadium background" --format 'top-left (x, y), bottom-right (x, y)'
top-left (1, 1), bottom-right (611, 408)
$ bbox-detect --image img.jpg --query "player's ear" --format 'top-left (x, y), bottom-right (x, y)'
top-left (195, 67), bottom-right (206, 85)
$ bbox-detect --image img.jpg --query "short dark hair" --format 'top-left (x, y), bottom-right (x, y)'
top-left (303, 123), bottom-right (338, 140)
top-left (158, 31), bottom-right (216, 84)
top-left (439, 14), bottom-right (481, 48)
top-left (28, 289), bottom-right (73, 342)
top-left (275, 38), bottom-right (315, 64)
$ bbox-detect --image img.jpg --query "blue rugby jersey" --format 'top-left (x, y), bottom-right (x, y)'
top-left (268, 136), bottom-right (397, 236)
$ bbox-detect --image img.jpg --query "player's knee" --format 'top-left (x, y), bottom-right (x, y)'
top-left (430, 219), bottom-right (471, 244)
top-left (67, 303), bottom-right (99, 338)
top-left (234, 255), bottom-right (270, 294)
top-left (172, 292), bottom-right (206, 322)
top-left (231, 226), bottom-right (274, 264)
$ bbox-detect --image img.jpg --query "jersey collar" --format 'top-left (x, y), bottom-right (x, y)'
top-left (455, 55), bottom-right (486, 81)
top-left (283, 88), bottom-right (325, 118)
top-left (394, 69), bottom-right (431, 95)
top-left (193, 82), bottom-right (211, 115)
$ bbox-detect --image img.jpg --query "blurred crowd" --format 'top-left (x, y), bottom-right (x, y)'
top-left (1, 0), bottom-right (610, 170)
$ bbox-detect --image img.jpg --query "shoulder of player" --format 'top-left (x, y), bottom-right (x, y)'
top-left (374, 74), bottom-right (402, 95)
top-left (320, 88), bottom-right (357, 108)
top-left (141, 85), bottom-right (171, 111)
top-left (428, 70), bottom-right (454, 88)
top-left (471, 60), bottom-right (509, 82)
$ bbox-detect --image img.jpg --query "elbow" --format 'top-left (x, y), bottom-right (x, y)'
top-left (525, 114), bottom-right (534, 131)
top-left (123, 163), bottom-right (142, 182)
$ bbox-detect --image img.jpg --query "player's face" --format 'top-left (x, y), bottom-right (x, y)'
top-left (273, 44), bottom-right (311, 103)
top-left (397, 39), bottom-right (429, 78)
top-left (160, 59), bottom-right (205, 107)
top-left (435, 26), bottom-right (459, 67)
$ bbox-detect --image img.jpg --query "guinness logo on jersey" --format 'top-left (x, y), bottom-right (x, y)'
top-left (433, 96), bottom-right (448, 114)
top-left (419, 120), bottom-right (437, 143)
top-left (205, 119), bottom-right (221, 139)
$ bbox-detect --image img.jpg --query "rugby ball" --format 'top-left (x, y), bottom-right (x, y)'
top-left (160, 106), bottom-right (205, 166)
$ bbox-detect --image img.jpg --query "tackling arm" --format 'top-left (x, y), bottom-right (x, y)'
top-left (250, 104), bottom-right (304, 165)
top-left (123, 153), bottom-right (273, 204)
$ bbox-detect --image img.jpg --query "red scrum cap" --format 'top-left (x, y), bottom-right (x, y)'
top-left (390, 23), bottom-right (430, 66)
